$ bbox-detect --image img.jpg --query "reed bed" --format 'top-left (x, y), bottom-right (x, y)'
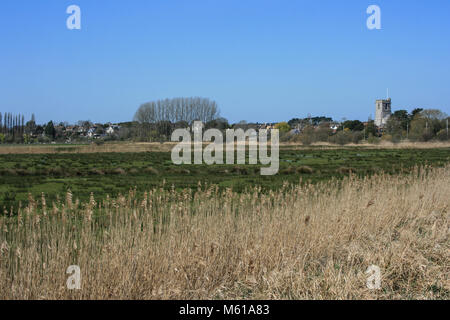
top-left (0, 166), bottom-right (449, 299)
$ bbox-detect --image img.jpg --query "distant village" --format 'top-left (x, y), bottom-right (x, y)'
top-left (0, 97), bottom-right (448, 145)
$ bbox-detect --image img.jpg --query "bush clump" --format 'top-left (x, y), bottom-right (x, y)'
top-left (110, 168), bottom-right (126, 175)
top-left (338, 167), bottom-right (355, 175)
top-left (128, 168), bottom-right (139, 175)
top-left (144, 167), bottom-right (159, 175)
top-left (231, 166), bottom-right (248, 175)
top-left (89, 168), bottom-right (105, 176)
top-left (297, 166), bottom-right (314, 174)
top-left (49, 167), bottom-right (64, 176)
top-left (0, 169), bottom-right (18, 176)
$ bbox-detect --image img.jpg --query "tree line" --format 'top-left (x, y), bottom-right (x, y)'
top-left (0, 101), bottom-right (448, 145)
top-left (384, 108), bottom-right (449, 142)
top-left (0, 112), bottom-right (38, 143)
top-left (0, 112), bottom-right (25, 136)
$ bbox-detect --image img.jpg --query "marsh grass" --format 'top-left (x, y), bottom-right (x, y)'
top-left (1, 141), bottom-right (450, 155)
top-left (0, 165), bottom-right (448, 300)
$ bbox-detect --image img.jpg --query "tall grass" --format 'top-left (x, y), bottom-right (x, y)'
top-left (0, 166), bottom-right (449, 299)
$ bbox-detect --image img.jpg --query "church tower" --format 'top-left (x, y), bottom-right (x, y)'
top-left (375, 98), bottom-right (392, 127)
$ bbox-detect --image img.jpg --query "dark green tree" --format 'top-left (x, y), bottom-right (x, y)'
top-left (44, 121), bottom-right (56, 139)
top-left (341, 120), bottom-right (364, 131)
top-left (365, 120), bottom-right (378, 137)
top-left (411, 108), bottom-right (424, 119)
top-left (391, 110), bottom-right (409, 130)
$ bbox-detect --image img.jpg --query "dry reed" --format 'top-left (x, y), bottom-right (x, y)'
top-left (0, 165), bottom-right (449, 299)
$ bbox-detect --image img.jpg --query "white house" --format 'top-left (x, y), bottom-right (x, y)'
top-left (106, 125), bottom-right (120, 135)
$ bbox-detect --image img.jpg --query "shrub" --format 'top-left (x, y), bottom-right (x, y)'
top-left (297, 165), bottom-right (314, 174)
top-left (94, 140), bottom-right (105, 146)
top-left (49, 167), bottom-right (64, 176)
top-left (89, 168), bottom-right (105, 175)
top-left (231, 166), bottom-right (248, 175)
top-left (110, 168), bottom-right (126, 175)
top-left (338, 166), bottom-right (355, 175)
top-left (436, 129), bottom-right (449, 141)
top-left (0, 169), bottom-right (18, 176)
top-left (367, 134), bottom-right (380, 144)
top-left (329, 131), bottom-right (352, 145)
top-left (144, 167), bottom-right (159, 175)
top-left (351, 131), bottom-right (365, 144)
top-left (300, 134), bottom-right (314, 146)
top-left (15, 169), bottom-right (30, 176)
top-left (128, 168), bottom-right (139, 174)
top-left (281, 166), bottom-right (297, 175)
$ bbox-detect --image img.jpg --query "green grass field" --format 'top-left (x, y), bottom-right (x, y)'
top-left (1, 146), bottom-right (450, 211)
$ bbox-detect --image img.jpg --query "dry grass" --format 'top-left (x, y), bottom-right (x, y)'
top-left (0, 166), bottom-right (449, 300)
top-left (0, 142), bottom-right (174, 154)
top-left (284, 141), bottom-right (450, 150)
top-left (1, 141), bottom-right (449, 155)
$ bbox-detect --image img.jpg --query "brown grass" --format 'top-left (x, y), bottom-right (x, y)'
top-left (0, 166), bottom-right (449, 300)
top-left (1, 141), bottom-right (449, 155)
top-left (283, 141), bottom-right (450, 150)
top-left (0, 142), bottom-right (175, 155)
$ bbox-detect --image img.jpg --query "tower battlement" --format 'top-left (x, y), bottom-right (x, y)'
top-left (375, 98), bottom-right (392, 127)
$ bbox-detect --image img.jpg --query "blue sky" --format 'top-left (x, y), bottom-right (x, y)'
top-left (1, 0), bottom-right (449, 124)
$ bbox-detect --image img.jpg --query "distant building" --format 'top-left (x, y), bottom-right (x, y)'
top-left (330, 124), bottom-right (339, 132)
top-left (106, 125), bottom-right (120, 135)
top-left (375, 98), bottom-right (392, 127)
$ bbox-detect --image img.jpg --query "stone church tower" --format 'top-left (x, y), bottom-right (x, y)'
top-left (375, 98), bottom-right (392, 127)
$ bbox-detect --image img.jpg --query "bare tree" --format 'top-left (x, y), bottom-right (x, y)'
top-left (134, 97), bottom-right (220, 124)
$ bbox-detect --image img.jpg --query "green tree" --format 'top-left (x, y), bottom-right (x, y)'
top-left (156, 121), bottom-right (172, 138)
top-left (44, 121), bottom-right (56, 139)
top-left (366, 120), bottom-right (378, 137)
top-left (436, 129), bottom-right (448, 141)
top-left (385, 116), bottom-right (403, 142)
top-left (300, 126), bottom-right (316, 145)
top-left (274, 122), bottom-right (291, 133)
top-left (341, 120), bottom-right (364, 132)
top-left (391, 110), bottom-right (409, 130)
top-left (329, 131), bottom-right (352, 145)
top-left (23, 134), bottom-right (31, 144)
top-left (411, 108), bottom-right (424, 119)
top-left (409, 116), bottom-right (431, 141)
top-left (205, 117), bottom-right (229, 130)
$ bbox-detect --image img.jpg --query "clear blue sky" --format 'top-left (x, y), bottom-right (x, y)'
top-left (1, 0), bottom-right (449, 124)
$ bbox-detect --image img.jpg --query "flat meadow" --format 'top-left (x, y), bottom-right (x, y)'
top-left (1, 143), bottom-right (450, 210)
top-left (0, 143), bottom-right (449, 299)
